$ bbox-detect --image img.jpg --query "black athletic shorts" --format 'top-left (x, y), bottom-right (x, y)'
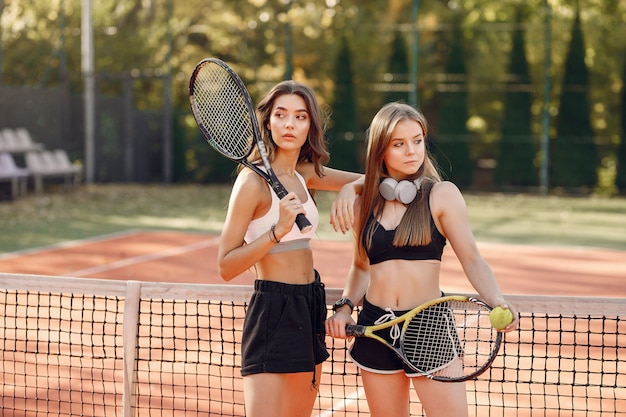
top-left (349, 295), bottom-right (461, 376)
top-left (240, 271), bottom-right (329, 377)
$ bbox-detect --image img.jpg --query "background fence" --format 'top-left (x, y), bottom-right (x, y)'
top-left (1, 1), bottom-right (625, 193)
top-left (0, 81), bottom-right (166, 183)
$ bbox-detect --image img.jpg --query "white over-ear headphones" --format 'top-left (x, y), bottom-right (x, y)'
top-left (379, 178), bottom-right (422, 204)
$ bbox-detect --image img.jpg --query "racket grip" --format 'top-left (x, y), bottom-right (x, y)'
top-left (345, 324), bottom-right (366, 337)
top-left (295, 213), bottom-right (313, 233)
top-left (270, 183), bottom-right (312, 233)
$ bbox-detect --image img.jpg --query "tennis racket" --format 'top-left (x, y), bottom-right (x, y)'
top-left (189, 57), bottom-right (312, 232)
top-left (346, 295), bottom-right (502, 382)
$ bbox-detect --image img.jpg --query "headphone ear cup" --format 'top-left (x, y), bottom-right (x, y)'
top-left (395, 180), bottom-right (418, 204)
top-left (379, 178), bottom-right (398, 201)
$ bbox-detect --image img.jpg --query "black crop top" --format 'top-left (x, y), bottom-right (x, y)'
top-left (363, 216), bottom-right (447, 265)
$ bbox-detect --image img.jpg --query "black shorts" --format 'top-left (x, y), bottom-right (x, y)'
top-left (350, 296), bottom-right (461, 376)
top-left (240, 271), bottom-right (329, 376)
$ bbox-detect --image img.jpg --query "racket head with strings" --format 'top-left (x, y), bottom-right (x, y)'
top-left (188, 58), bottom-right (312, 232)
top-left (346, 295), bottom-right (503, 382)
top-left (189, 58), bottom-right (263, 172)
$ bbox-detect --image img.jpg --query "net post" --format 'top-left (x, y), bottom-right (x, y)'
top-left (123, 280), bottom-right (141, 417)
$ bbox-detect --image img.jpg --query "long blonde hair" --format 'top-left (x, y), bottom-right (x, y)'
top-left (357, 102), bottom-right (442, 260)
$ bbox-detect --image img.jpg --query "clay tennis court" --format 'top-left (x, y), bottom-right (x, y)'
top-left (0, 229), bottom-right (624, 297)
top-left (0, 230), bottom-right (624, 416)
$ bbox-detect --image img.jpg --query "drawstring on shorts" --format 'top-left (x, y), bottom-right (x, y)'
top-left (374, 308), bottom-right (401, 346)
top-left (311, 271), bottom-right (325, 389)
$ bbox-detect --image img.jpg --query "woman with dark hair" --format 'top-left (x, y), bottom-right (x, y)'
top-left (218, 80), bottom-right (362, 417)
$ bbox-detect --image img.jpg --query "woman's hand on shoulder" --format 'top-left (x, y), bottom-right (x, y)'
top-left (331, 185), bottom-right (361, 234)
top-left (296, 162), bottom-right (363, 233)
top-left (328, 173), bottom-right (364, 234)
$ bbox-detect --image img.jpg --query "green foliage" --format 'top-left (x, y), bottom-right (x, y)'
top-left (327, 36), bottom-right (361, 172)
top-left (552, 11), bottom-right (597, 190)
top-left (1, 0), bottom-right (625, 193)
top-left (433, 17), bottom-right (473, 188)
top-left (173, 114), bottom-right (238, 183)
top-left (617, 63), bottom-right (626, 195)
top-left (494, 8), bottom-right (537, 189)
top-left (384, 31), bottom-right (410, 104)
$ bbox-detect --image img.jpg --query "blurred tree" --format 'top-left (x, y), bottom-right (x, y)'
top-left (0, 0), bottom-right (62, 87)
top-left (0, 0), bottom-right (624, 191)
top-left (432, 14), bottom-right (473, 188)
top-left (0, 0), bottom-right (3, 84)
top-left (494, 7), bottom-right (537, 189)
top-left (617, 62), bottom-right (626, 195)
top-left (327, 36), bottom-right (360, 172)
top-left (551, 9), bottom-right (597, 190)
top-left (384, 31), bottom-right (410, 104)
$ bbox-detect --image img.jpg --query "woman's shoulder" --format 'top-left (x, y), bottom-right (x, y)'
top-left (429, 181), bottom-right (465, 213)
top-left (430, 180), bottom-right (460, 194)
top-left (232, 166), bottom-right (269, 195)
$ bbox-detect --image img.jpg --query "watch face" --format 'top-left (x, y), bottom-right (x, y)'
top-left (333, 297), bottom-right (352, 311)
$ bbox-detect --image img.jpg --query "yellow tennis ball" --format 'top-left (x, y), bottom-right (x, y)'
top-left (490, 306), bottom-right (513, 330)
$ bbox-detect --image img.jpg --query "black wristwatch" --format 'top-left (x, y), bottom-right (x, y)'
top-left (333, 297), bottom-right (354, 312)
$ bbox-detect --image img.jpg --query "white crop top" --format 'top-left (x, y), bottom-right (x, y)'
top-left (244, 170), bottom-right (319, 253)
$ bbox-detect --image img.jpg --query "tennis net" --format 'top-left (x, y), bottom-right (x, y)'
top-left (0, 272), bottom-right (624, 416)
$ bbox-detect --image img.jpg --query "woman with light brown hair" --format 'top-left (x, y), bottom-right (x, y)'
top-left (326, 102), bottom-right (518, 417)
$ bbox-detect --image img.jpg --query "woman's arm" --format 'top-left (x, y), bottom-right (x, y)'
top-left (325, 199), bottom-right (370, 338)
top-left (297, 163), bottom-right (363, 192)
top-left (296, 162), bottom-right (364, 234)
top-left (431, 182), bottom-right (519, 332)
top-left (217, 169), bottom-right (290, 281)
top-left (325, 250), bottom-right (370, 338)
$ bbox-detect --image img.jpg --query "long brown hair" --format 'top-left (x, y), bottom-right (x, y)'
top-left (248, 80), bottom-right (330, 178)
top-left (357, 102), bottom-right (442, 260)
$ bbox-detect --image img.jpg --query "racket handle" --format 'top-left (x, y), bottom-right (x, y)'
top-left (295, 213), bottom-right (313, 233)
top-left (345, 324), bottom-right (366, 337)
top-left (271, 183), bottom-right (312, 233)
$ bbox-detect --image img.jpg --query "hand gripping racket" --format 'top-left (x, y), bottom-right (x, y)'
top-left (346, 295), bottom-right (503, 382)
top-left (189, 57), bottom-right (312, 233)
